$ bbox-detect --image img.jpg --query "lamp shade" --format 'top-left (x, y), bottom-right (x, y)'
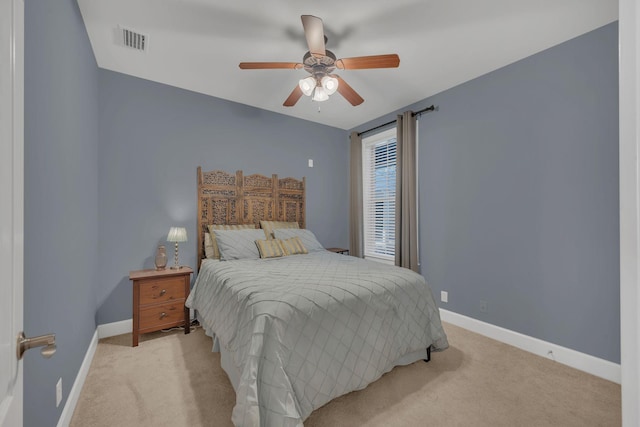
top-left (298, 76), bottom-right (316, 96)
top-left (312, 86), bottom-right (329, 102)
top-left (321, 75), bottom-right (338, 95)
top-left (167, 227), bottom-right (187, 242)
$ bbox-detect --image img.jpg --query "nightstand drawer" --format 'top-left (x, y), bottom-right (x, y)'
top-left (139, 276), bottom-right (185, 305)
top-left (139, 301), bottom-right (185, 330)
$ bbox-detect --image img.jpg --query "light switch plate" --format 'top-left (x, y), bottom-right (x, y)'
top-left (308, 159), bottom-right (313, 167)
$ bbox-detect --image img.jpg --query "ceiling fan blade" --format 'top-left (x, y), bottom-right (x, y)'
top-left (301, 15), bottom-right (326, 58)
top-left (239, 62), bottom-right (303, 70)
top-left (335, 54), bottom-right (400, 70)
top-left (283, 85), bottom-right (304, 107)
top-left (333, 75), bottom-right (364, 106)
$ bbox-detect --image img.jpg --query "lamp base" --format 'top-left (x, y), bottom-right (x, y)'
top-left (170, 242), bottom-right (183, 270)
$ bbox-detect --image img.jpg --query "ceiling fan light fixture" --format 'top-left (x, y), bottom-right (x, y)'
top-left (321, 75), bottom-right (338, 95)
top-left (312, 86), bottom-right (329, 102)
top-left (299, 76), bottom-right (316, 96)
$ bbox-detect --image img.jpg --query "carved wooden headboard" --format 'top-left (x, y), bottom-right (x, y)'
top-left (196, 167), bottom-right (306, 270)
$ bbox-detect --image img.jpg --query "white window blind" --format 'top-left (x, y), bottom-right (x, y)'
top-left (362, 128), bottom-right (396, 263)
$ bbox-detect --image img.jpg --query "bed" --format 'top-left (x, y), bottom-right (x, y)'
top-left (187, 168), bottom-right (449, 427)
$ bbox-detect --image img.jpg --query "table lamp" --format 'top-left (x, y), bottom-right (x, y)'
top-left (167, 227), bottom-right (187, 269)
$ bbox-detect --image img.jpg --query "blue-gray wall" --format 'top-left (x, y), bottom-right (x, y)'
top-left (352, 22), bottom-right (620, 363)
top-left (96, 70), bottom-right (349, 324)
top-left (24, 0), bottom-right (99, 426)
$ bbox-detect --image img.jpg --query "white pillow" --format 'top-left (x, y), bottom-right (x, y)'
top-left (214, 229), bottom-right (264, 260)
top-left (273, 229), bottom-right (324, 252)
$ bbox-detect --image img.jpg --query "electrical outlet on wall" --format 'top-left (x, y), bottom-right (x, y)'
top-left (56, 378), bottom-right (62, 408)
top-left (440, 291), bottom-right (448, 303)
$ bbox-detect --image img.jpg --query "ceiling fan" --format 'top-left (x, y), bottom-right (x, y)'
top-left (239, 15), bottom-right (400, 107)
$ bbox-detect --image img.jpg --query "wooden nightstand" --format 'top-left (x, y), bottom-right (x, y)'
top-left (129, 267), bottom-right (193, 347)
top-left (326, 247), bottom-right (350, 255)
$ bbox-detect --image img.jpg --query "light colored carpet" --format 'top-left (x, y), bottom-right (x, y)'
top-left (70, 323), bottom-right (620, 427)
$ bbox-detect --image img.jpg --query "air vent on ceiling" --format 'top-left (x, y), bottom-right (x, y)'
top-left (118, 26), bottom-right (148, 52)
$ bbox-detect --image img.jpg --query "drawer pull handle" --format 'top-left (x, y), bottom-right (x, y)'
top-left (159, 289), bottom-right (166, 296)
top-left (160, 312), bottom-right (167, 319)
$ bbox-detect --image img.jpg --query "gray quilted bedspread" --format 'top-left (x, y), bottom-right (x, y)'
top-left (186, 251), bottom-right (448, 427)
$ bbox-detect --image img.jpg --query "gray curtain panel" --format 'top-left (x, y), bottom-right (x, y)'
top-left (395, 111), bottom-right (419, 272)
top-left (349, 131), bottom-right (363, 257)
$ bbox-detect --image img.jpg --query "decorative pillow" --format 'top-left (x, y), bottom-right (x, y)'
top-left (273, 229), bottom-right (324, 252)
top-left (207, 224), bottom-right (256, 259)
top-left (279, 236), bottom-right (308, 255)
top-left (214, 229), bottom-right (265, 261)
top-left (255, 239), bottom-right (285, 259)
top-left (260, 220), bottom-right (299, 239)
top-left (204, 232), bottom-right (215, 259)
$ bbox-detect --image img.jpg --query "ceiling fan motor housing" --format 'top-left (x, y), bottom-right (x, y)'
top-left (303, 50), bottom-right (337, 84)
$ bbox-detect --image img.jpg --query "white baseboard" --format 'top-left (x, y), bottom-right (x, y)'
top-left (56, 330), bottom-right (98, 427)
top-left (97, 318), bottom-right (132, 339)
top-left (57, 319), bottom-right (133, 426)
top-left (439, 309), bottom-right (621, 384)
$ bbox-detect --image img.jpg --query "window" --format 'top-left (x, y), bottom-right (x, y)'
top-left (362, 128), bottom-right (396, 263)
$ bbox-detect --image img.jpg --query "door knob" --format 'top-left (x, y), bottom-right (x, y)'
top-left (17, 332), bottom-right (56, 360)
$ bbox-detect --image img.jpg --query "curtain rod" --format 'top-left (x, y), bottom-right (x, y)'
top-left (356, 105), bottom-right (436, 137)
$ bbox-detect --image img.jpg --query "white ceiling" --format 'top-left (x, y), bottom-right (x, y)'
top-left (77, 0), bottom-right (617, 130)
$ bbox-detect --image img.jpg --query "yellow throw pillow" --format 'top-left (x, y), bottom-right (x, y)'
top-left (207, 224), bottom-right (256, 259)
top-left (280, 236), bottom-right (308, 255)
top-left (204, 232), bottom-right (215, 259)
top-left (255, 239), bottom-right (285, 259)
top-left (260, 220), bottom-right (299, 239)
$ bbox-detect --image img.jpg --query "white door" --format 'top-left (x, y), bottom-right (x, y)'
top-left (0, 0), bottom-right (24, 426)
